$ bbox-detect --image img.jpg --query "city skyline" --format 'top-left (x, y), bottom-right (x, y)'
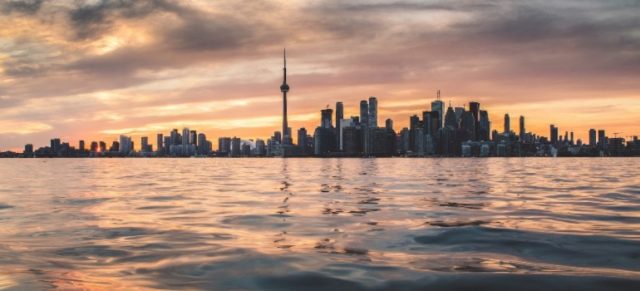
top-left (3, 55), bottom-right (640, 155)
top-left (1, 1), bottom-right (640, 151)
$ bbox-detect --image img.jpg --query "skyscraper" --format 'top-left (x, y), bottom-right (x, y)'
top-left (598, 129), bottom-right (606, 150)
top-left (156, 134), bottom-right (163, 153)
top-left (409, 115), bottom-right (419, 151)
top-left (190, 130), bottom-right (197, 146)
top-left (141, 136), bottom-right (149, 152)
top-left (280, 49), bottom-right (290, 145)
top-left (119, 135), bottom-right (132, 154)
top-left (550, 125), bottom-right (559, 145)
top-left (479, 110), bottom-right (490, 141)
top-left (297, 128), bottom-right (308, 151)
top-left (218, 137), bottom-right (231, 154)
top-left (444, 105), bottom-right (458, 129)
top-left (359, 100), bottom-right (368, 127)
top-left (570, 131), bottom-right (574, 145)
top-left (431, 98), bottom-right (444, 130)
top-left (589, 129), bottom-right (596, 147)
top-left (368, 96), bottom-right (378, 128)
top-left (469, 101), bottom-right (480, 124)
top-left (321, 108), bottom-right (333, 129)
top-left (336, 102), bottom-right (344, 148)
top-left (519, 115), bottom-right (525, 141)
top-left (385, 118), bottom-right (393, 131)
top-left (197, 133), bottom-right (208, 155)
top-left (504, 113), bottom-right (510, 134)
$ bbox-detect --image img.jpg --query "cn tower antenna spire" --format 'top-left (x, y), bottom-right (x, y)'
top-left (280, 48), bottom-right (290, 146)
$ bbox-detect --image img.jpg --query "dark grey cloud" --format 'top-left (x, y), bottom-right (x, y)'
top-left (1, 0), bottom-right (43, 14)
top-left (162, 14), bottom-right (258, 51)
top-left (68, 0), bottom-right (188, 39)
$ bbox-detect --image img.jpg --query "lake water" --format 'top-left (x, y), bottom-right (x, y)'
top-left (1, 158), bottom-right (639, 290)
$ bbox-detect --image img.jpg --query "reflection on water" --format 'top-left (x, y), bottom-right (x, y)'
top-left (1, 158), bottom-right (640, 290)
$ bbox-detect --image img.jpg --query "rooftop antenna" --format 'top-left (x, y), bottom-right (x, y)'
top-left (437, 90), bottom-right (441, 100)
top-left (613, 132), bottom-right (621, 138)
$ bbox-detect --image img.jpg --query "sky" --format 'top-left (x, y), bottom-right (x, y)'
top-left (0, 0), bottom-right (639, 151)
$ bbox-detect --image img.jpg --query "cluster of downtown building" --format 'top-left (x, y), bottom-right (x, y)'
top-left (269, 95), bottom-right (640, 158)
top-left (11, 96), bottom-right (640, 158)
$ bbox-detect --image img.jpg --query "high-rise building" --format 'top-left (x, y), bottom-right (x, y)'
top-left (313, 127), bottom-right (336, 156)
top-left (321, 108), bottom-right (333, 129)
top-left (156, 134), bottom-right (163, 153)
top-left (454, 107), bottom-right (464, 124)
top-left (190, 130), bottom-right (197, 146)
top-left (409, 115), bottom-right (420, 152)
top-left (461, 111), bottom-right (476, 141)
top-left (359, 100), bottom-right (368, 127)
top-left (550, 125), bottom-right (559, 145)
top-left (519, 115), bottom-right (525, 141)
top-left (170, 129), bottom-right (179, 145)
top-left (479, 110), bottom-right (490, 141)
top-left (385, 118), bottom-right (393, 131)
top-left (230, 137), bottom-right (241, 157)
top-left (598, 129), bottom-right (606, 150)
top-left (342, 126), bottom-right (362, 155)
top-left (197, 133), bottom-right (207, 154)
top-left (339, 118), bottom-right (355, 151)
top-left (469, 101), bottom-right (480, 124)
top-left (79, 140), bottom-right (85, 152)
top-left (570, 132), bottom-right (574, 145)
top-left (90, 141), bottom-right (98, 153)
top-left (218, 137), bottom-right (231, 154)
top-left (141, 136), bottom-right (150, 152)
top-left (23, 144), bottom-right (33, 157)
top-left (589, 129), bottom-right (596, 147)
top-left (163, 136), bottom-right (170, 154)
top-left (108, 141), bottom-right (117, 152)
top-left (297, 128), bottom-right (308, 152)
top-left (431, 99), bottom-right (444, 130)
top-left (181, 128), bottom-right (190, 155)
top-left (368, 96), bottom-right (378, 128)
top-left (280, 49), bottom-right (290, 145)
top-left (422, 111), bottom-right (433, 135)
top-left (504, 113), bottom-right (510, 134)
top-left (119, 135), bottom-right (132, 154)
top-left (50, 138), bottom-right (61, 155)
top-left (444, 106), bottom-right (458, 129)
top-left (255, 139), bottom-right (266, 156)
top-left (335, 102), bottom-right (343, 133)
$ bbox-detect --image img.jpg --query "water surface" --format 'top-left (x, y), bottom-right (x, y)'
top-left (1, 158), bottom-right (639, 290)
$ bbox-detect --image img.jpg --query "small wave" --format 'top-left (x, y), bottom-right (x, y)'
top-left (414, 226), bottom-right (640, 271)
top-left (438, 202), bottom-right (484, 209)
top-left (146, 195), bottom-right (186, 202)
top-left (426, 220), bottom-right (490, 227)
top-left (56, 245), bottom-right (130, 259)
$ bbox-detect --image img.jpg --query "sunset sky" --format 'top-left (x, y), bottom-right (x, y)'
top-left (0, 0), bottom-right (639, 151)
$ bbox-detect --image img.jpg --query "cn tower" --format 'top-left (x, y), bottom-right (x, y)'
top-left (280, 49), bottom-right (290, 144)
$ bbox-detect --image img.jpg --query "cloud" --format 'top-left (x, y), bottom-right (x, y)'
top-left (1, 0), bottom-right (43, 14)
top-left (67, 0), bottom-right (188, 40)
